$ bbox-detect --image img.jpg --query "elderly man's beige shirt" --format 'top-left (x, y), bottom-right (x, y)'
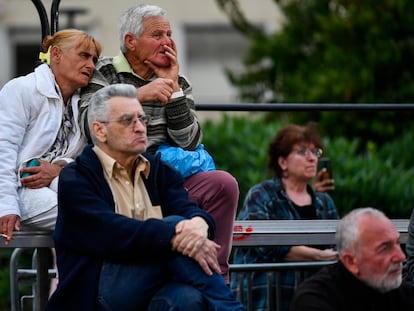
top-left (93, 146), bottom-right (162, 220)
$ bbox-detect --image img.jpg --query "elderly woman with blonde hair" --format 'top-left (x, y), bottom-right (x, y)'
top-left (0, 29), bottom-right (101, 242)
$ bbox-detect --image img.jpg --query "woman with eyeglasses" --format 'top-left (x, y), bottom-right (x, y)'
top-left (230, 122), bottom-right (339, 311)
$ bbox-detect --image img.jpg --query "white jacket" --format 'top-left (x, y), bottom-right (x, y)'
top-left (0, 64), bottom-right (86, 219)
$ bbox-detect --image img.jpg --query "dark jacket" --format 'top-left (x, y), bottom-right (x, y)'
top-left (290, 261), bottom-right (414, 311)
top-left (46, 145), bottom-right (215, 311)
top-left (403, 208), bottom-right (414, 285)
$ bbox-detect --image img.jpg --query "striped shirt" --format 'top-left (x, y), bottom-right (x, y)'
top-left (79, 51), bottom-right (202, 153)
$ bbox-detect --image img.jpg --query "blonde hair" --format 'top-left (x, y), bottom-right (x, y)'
top-left (39, 29), bottom-right (102, 64)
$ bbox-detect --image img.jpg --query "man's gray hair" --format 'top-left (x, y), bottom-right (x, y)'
top-left (335, 207), bottom-right (387, 256)
top-left (119, 4), bottom-right (166, 53)
top-left (87, 84), bottom-right (137, 143)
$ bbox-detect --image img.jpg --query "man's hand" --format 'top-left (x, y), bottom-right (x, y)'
top-left (20, 159), bottom-right (61, 189)
top-left (191, 239), bottom-right (221, 276)
top-left (317, 248), bottom-right (339, 261)
top-left (0, 214), bottom-right (20, 245)
top-left (145, 40), bottom-right (179, 81)
top-left (172, 217), bottom-right (209, 256)
top-left (137, 78), bottom-right (175, 104)
top-left (172, 216), bottom-right (221, 275)
top-left (141, 40), bottom-right (180, 104)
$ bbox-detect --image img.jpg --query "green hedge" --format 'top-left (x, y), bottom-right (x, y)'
top-left (202, 113), bottom-right (414, 218)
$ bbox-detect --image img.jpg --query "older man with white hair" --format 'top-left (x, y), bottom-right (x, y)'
top-left (290, 207), bottom-right (414, 311)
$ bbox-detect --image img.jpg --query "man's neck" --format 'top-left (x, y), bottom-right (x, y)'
top-left (124, 51), bottom-right (155, 80)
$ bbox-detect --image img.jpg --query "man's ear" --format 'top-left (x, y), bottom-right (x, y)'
top-left (124, 33), bottom-right (137, 51)
top-left (341, 252), bottom-right (360, 276)
top-left (92, 121), bottom-right (107, 143)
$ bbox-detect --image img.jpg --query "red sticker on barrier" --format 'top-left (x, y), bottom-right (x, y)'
top-left (233, 225), bottom-right (254, 241)
top-left (233, 225), bottom-right (243, 233)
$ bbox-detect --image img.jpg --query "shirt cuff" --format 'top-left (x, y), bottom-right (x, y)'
top-left (171, 88), bottom-right (184, 99)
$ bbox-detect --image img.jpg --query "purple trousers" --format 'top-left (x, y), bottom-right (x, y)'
top-left (184, 170), bottom-right (239, 284)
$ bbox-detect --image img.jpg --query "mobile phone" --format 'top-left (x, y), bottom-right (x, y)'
top-left (317, 157), bottom-right (332, 181)
top-left (21, 158), bottom-right (40, 178)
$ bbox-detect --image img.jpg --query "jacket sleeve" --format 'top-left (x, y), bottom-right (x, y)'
top-left (236, 184), bottom-right (291, 261)
top-left (163, 76), bottom-right (202, 150)
top-left (403, 209), bottom-right (414, 285)
top-left (315, 192), bottom-right (339, 220)
top-left (290, 281), bottom-right (337, 311)
top-left (0, 79), bottom-right (30, 217)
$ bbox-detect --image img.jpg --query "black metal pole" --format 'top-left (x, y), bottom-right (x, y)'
top-left (51, 0), bottom-right (62, 35)
top-left (30, 0), bottom-right (50, 43)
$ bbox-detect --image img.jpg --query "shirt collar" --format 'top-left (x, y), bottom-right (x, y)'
top-left (113, 51), bottom-right (149, 81)
top-left (92, 145), bottom-right (150, 179)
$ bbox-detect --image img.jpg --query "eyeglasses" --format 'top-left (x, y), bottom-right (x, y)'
top-left (99, 114), bottom-right (152, 128)
top-left (293, 147), bottom-right (323, 158)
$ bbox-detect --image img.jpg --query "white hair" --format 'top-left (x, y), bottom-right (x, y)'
top-left (87, 84), bottom-right (138, 144)
top-left (335, 207), bottom-right (387, 256)
top-left (119, 4), bottom-right (166, 52)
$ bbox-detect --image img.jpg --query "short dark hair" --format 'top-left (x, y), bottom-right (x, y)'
top-left (268, 122), bottom-right (323, 177)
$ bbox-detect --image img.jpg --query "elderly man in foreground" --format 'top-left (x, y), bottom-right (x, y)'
top-left (47, 84), bottom-right (243, 311)
top-left (290, 207), bottom-right (414, 311)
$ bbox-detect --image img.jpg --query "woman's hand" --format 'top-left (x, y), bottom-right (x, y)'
top-left (20, 160), bottom-right (61, 189)
top-left (313, 168), bottom-right (335, 192)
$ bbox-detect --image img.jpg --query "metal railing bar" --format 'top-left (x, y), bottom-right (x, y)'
top-left (195, 103), bottom-right (414, 111)
top-left (231, 261), bottom-right (336, 311)
top-left (229, 261), bottom-right (337, 272)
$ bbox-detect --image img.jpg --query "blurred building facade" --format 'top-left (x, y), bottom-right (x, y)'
top-left (0, 0), bottom-right (281, 104)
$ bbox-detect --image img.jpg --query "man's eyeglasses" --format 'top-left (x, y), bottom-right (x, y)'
top-left (99, 114), bottom-right (152, 128)
top-left (294, 147), bottom-right (323, 158)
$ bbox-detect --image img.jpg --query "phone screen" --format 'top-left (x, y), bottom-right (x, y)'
top-left (317, 157), bottom-right (332, 181)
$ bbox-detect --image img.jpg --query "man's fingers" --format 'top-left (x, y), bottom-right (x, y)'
top-left (144, 60), bottom-right (157, 71)
top-left (188, 239), bottom-right (203, 257)
top-left (193, 249), bottom-right (221, 276)
top-left (198, 259), bottom-right (213, 276)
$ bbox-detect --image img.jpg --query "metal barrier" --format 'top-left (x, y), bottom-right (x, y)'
top-left (9, 248), bottom-right (57, 311)
top-left (230, 261), bottom-right (336, 311)
top-left (195, 102), bottom-right (414, 111)
top-left (2, 219), bottom-right (409, 310)
top-left (232, 219), bottom-right (409, 246)
top-left (229, 219), bottom-right (409, 311)
top-left (1, 231), bottom-right (54, 311)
